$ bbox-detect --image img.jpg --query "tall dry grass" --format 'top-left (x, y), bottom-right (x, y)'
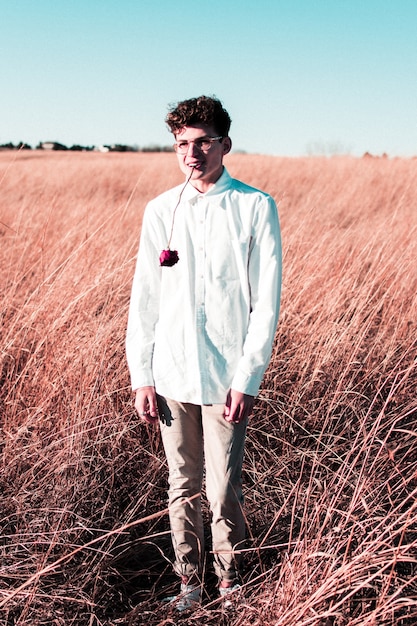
top-left (0, 150), bottom-right (416, 625)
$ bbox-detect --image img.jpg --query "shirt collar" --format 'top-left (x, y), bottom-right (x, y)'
top-left (182, 167), bottom-right (232, 201)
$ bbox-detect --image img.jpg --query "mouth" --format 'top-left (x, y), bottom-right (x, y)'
top-left (186, 161), bottom-right (203, 170)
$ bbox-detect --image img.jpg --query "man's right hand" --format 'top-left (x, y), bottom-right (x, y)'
top-left (134, 386), bottom-right (159, 424)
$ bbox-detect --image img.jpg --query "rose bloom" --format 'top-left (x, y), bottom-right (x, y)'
top-left (160, 249), bottom-right (179, 267)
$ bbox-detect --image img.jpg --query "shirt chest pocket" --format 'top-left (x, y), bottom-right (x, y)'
top-left (203, 201), bottom-right (252, 282)
top-left (209, 236), bottom-right (250, 283)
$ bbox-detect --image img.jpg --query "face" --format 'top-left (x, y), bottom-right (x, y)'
top-left (174, 123), bottom-right (232, 193)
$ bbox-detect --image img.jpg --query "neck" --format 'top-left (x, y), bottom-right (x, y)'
top-left (190, 166), bottom-right (224, 194)
top-left (191, 180), bottom-right (215, 194)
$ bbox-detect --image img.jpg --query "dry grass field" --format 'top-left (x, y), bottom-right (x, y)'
top-left (1, 149), bottom-right (416, 625)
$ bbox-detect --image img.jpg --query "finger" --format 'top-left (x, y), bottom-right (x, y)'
top-left (223, 401), bottom-right (231, 420)
top-left (225, 402), bottom-right (240, 424)
top-left (136, 397), bottom-right (159, 424)
top-left (147, 395), bottom-right (158, 419)
top-left (136, 402), bottom-right (157, 423)
top-left (141, 412), bottom-right (159, 425)
top-left (233, 411), bottom-right (242, 424)
top-left (135, 400), bottom-right (151, 421)
top-left (224, 401), bottom-right (238, 423)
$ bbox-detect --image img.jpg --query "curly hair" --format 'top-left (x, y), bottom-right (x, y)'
top-left (165, 95), bottom-right (231, 137)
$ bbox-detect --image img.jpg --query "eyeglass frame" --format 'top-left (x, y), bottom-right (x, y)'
top-left (173, 136), bottom-right (223, 154)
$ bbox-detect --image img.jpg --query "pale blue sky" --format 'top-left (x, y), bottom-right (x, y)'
top-left (1, 0), bottom-right (416, 156)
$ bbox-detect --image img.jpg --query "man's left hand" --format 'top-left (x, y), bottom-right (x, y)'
top-left (224, 389), bottom-right (254, 424)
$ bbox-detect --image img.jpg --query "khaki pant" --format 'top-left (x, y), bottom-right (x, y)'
top-left (157, 395), bottom-right (247, 582)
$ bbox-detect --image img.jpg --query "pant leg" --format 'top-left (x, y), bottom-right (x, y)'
top-left (158, 395), bottom-right (204, 579)
top-left (202, 404), bottom-right (247, 582)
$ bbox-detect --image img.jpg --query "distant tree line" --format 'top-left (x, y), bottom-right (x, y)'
top-left (0, 141), bottom-right (174, 153)
top-left (0, 142), bottom-right (32, 150)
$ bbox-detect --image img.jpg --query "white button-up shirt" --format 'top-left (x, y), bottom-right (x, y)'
top-left (126, 168), bottom-right (282, 405)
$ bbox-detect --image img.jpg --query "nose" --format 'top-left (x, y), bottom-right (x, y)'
top-left (187, 141), bottom-right (201, 156)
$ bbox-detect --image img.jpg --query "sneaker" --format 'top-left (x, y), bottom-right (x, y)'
top-left (163, 582), bottom-right (201, 612)
top-left (219, 582), bottom-right (241, 609)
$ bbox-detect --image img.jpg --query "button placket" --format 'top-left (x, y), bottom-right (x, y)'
top-left (194, 197), bottom-right (209, 398)
top-left (195, 197), bottom-right (206, 312)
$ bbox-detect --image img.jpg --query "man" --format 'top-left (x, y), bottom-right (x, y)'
top-left (126, 95), bottom-right (282, 610)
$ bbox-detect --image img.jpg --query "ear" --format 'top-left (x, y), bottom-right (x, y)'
top-left (222, 136), bottom-right (232, 155)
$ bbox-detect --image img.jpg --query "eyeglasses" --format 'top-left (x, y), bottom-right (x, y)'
top-left (173, 136), bottom-right (223, 154)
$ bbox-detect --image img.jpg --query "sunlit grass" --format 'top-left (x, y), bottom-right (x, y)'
top-left (1, 150), bottom-right (416, 625)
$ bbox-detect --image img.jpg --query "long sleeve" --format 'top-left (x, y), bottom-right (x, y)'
top-left (230, 195), bottom-right (282, 396)
top-left (125, 207), bottom-right (162, 391)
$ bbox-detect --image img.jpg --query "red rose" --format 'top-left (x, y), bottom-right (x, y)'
top-left (159, 249), bottom-right (179, 267)
top-left (159, 169), bottom-right (194, 267)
